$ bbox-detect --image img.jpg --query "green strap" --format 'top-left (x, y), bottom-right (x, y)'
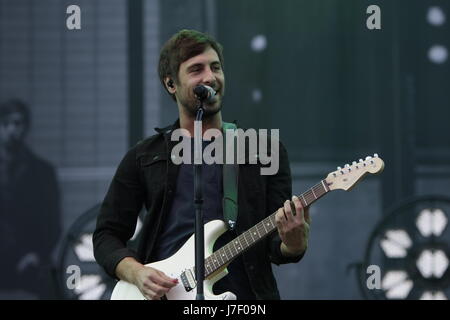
top-left (222, 122), bottom-right (238, 230)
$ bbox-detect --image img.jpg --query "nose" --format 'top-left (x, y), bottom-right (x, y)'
top-left (202, 67), bottom-right (216, 87)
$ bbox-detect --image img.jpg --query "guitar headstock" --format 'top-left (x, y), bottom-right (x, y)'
top-left (326, 154), bottom-right (385, 191)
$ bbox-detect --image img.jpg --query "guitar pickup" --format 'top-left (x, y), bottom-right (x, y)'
top-left (180, 269), bottom-right (197, 292)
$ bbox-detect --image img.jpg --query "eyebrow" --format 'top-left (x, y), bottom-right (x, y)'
top-left (186, 61), bottom-right (221, 72)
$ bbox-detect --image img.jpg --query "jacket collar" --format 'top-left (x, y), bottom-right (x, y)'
top-left (154, 118), bottom-right (180, 136)
top-left (155, 118), bottom-right (239, 135)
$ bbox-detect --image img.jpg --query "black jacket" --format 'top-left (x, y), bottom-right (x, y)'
top-left (93, 120), bottom-right (304, 300)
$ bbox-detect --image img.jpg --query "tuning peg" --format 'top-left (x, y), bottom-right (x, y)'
top-left (374, 153), bottom-right (379, 158)
top-left (359, 159), bottom-right (363, 163)
top-left (365, 156), bottom-right (372, 160)
top-left (352, 161), bottom-right (357, 165)
top-left (345, 164), bottom-right (350, 168)
top-left (337, 166), bottom-right (341, 170)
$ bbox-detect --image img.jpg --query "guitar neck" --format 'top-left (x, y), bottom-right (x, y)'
top-left (204, 179), bottom-right (331, 277)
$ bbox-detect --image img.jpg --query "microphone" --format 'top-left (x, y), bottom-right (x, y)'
top-left (193, 85), bottom-right (216, 102)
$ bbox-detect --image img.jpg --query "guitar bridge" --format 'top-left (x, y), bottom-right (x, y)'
top-left (180, 269), bottom-right (196, 292)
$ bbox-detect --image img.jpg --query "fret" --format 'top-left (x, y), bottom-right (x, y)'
top-left (262, 221), bottom-right (268, 234)
top-left (321, 180), bottom-right (329, 192)
top-left (242, 232), bottom-right (249, 248)
top-left (205, 259), bottom-right (211, 274)
top-left (220, 248), bottom-right (228, 264)
top-left (244, 230), bottom-right (252, 245)
top-left (298, 195), bottom-right (306, 207)
top-left (269, 216), bottom-right (276, 229)
top-left (221, 248), bottom-right (228, 263)
top-left (311, 188), bottom-right (317, 199)
top-left (216, 250), bottom-right (225, 266)
top-left (246, 231), bottom-right (253, 246)
top-left (211, 254), bottom-right (219, 270)
top-left (216, 252), bottom-right (224, 267)
top-left (249, 228), bottom-right (255, 242)
top-left (209, 254), bottom-right (217, 269)
top-left (207, 256), bottom-right (214, 271)
top-left (304, 192), bottom-right (311, 204)
top-left (224, 244), bottom-right (233, 262)
top-left (301, 194), bottom-right (308, 206)
top-left (313, 186), bottom-right (321, 198)
top-left (228, 243), bottom-right (235, 259)
top-left (233, 239), bottom-right (242, 253)
top-left (229, 242), bottom-right (236, 256)
top-left (206, 257), bottom-right (213, 273)
top-left (258, 223), bottom-right (265, 236)
top-left (251, 227), bottom-right (259, 241)
top-left (255, 225), bottom-right (262, 238)
top-left (238, 237), bottom-right (244, 250)
top-left (238, 235), bottom-right (245, 249)
top-left (306, 190), bottom-right (314, 203)
top-left (264, 219), bottom-right (273, 233)
top-left (261, 220), bottom-right (268, 233)
top-left (314, 184), bottom-right (323, 197)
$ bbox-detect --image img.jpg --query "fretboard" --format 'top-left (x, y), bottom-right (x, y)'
top-left (204, 179), bottom-right (330, 277)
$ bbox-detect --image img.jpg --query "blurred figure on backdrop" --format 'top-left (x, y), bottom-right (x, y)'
top-left (0, 99), bottom-right (61, 299)
top-left (94, 30), bottom-right (311, 300)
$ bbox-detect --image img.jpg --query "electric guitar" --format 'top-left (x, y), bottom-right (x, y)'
top-left (111, 154), bottom-right (384, 300)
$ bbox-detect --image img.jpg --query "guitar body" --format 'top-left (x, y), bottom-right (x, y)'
top-left (110, 219), bottom-right (237, 300)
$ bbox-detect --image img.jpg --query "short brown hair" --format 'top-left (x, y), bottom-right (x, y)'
top-left (158, 29), bottom-right (224, 100)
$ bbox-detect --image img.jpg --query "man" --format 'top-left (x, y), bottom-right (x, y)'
top-left (93, 29), bottom-right (310, 300)
top-left (0, 99), bottom-right (61, 299)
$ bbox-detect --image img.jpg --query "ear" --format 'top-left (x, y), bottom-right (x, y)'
top-left (164, 77), bottom-right (176, 94)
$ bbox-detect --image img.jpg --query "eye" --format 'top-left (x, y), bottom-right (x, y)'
top-left (189, 65), bottom-right (202, 73)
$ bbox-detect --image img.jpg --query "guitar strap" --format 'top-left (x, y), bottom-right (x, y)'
top-left (222, 122), bottom-right (238, 230)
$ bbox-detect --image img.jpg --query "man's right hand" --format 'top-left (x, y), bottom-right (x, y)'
top-left (115, 257), bottom-right (178, 300)
top-left (133, 265), bottom-right (178, 300)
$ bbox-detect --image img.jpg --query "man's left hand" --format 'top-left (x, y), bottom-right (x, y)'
top-left (275, 195), bottom-right (311, 257)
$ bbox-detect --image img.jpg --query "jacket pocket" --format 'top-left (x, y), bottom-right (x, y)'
top-left (140, 152), bottom-right (167, 167)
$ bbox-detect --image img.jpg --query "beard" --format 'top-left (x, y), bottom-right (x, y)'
top-left (179, 92), bottom-right (224, 119)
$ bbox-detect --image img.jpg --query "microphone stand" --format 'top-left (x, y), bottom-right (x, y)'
top-left (194, 99), bottom-right (205, 300)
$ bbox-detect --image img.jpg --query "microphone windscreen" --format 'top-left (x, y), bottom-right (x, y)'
top-left (194, 85), bottom-right (208, 99)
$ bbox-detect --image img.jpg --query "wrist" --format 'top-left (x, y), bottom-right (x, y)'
top-left (116, 257), bottom-right (143, 284)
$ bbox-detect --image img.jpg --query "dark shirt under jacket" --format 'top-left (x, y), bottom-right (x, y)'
top-left (93, 119), bottom-right (304, 300)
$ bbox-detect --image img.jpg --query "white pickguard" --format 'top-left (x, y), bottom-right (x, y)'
top-left (110, 220), bottom-right (237, 300)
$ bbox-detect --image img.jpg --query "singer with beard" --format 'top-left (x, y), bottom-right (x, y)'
top-left (93, 29), bottom-right (311, 300)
